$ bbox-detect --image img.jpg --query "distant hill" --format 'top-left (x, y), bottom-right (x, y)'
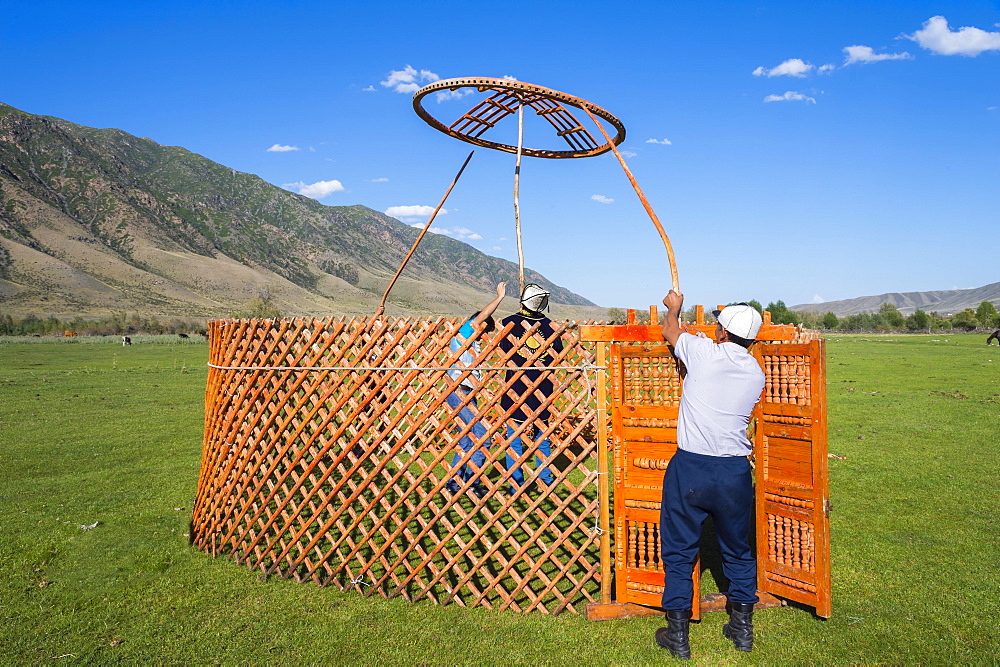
top-left (0, 102), bottom-right (602, 320)
top-left (792, 282), bottom-right (1000, 317)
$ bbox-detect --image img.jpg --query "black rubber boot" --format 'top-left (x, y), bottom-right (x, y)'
top-left (655, 609), bottom-right (691, 660)
top-left (723, 602), bottom-right (754, 652)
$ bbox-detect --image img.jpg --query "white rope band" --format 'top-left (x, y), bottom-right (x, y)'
top-left (207, 363), bottom-right (607, 372)
top-left (589, 471), bottom-right (609, 535)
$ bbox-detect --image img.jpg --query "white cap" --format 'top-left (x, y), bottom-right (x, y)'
top-left (712, 303), bottom-right (763, 340)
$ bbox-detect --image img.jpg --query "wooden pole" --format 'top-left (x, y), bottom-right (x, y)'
top-left (376, 150), bottom-right (475, 316)
top-left (514, 103), bottom-right (526, 296)
top-left (581, 106), bottom-right (680, 293)
top-left (596, 341), bottom-right (612, 604)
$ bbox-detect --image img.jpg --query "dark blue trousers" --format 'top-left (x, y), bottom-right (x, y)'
top-left (660, 448), bottom-right (759, 611)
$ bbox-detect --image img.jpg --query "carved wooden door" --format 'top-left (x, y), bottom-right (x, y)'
top-left (582, 317), bottom-right (831, 621)
top-left (607, 340), bottom-right (703, 618)
top-left (752, 339), bottom-right (832, 617)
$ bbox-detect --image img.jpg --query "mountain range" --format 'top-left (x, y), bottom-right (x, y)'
top-left (792, 282), bottom-right (1000, 317)
top-left (0, 102), bottom-right (602, 321)
top-left (2, 102), bottom-right (993, 324)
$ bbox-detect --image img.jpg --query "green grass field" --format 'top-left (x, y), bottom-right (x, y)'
top-left (2, 333), bottom-right (998, 663)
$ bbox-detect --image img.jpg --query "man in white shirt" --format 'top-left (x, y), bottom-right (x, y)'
top-left (655, 290), bottom-right (765, 659)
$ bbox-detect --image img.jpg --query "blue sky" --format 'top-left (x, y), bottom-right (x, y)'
top-left (3, 0), bottom-right (998, 310)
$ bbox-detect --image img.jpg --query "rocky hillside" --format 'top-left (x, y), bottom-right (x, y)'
top-left (0, 102), bottom-right (600, 320)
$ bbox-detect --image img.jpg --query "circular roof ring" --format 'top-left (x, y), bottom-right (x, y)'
top-left (412, 77), bottom-right (626, 159)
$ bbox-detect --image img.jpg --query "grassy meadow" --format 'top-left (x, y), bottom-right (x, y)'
top-left (1, 333), bottom-right (998, 663)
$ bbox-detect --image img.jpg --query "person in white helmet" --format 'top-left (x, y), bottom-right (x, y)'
top-left (498, 283), bottom-right (563, 493)
top-left (655, 290), bottom-right (766, 660)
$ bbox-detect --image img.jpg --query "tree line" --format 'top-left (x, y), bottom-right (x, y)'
top-left (0, 291), bottom-right (286, 337)
top-left (0, 312), bottom-right (206, 337)
top-left (767, 300), bottom-right (1000, 332)
top-left (607, 300), bottom-right (1000, 332)
top-left (5, 299), bottom-right (998, 337)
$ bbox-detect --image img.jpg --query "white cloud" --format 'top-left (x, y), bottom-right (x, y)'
top-left (989, 106), bottom-right (999, 111)
top-left (435, 88), bottom-right (473, 103)
top-left (266, 144), bottom-right (300, 152)
top-left (387, 205), bottom-right (445, 219)
top-left (752, 58), bottom-right (813, 78)
top-left (818, 63), bottom-right (836, 73)
top-left (308, 146), bottom-right (316, 152)
top-left (490, 246), bottom-right (502, 251)
top-left (367, 177), bottom-right (389, 183)
top-left (620, 150), bottom-right (638, 158)
top-left (645, 138), bottom-right (672, 145)
top-left (409, 224), bottom-right (481, 240)
top-left (811, 294), bottom-right (825, 304)
top-left (907, 15), bottom-right (1000, 56)
top-left (380, 65), bottom-right (440, 94)
top-left (502, 75), bottom-right (519, 81)
top-left (591, 194), bottom-right (615, 204)
top-left (764, 91), bottom-right (817, 104)
top-left (282, 179), bottom-right (345, 199)
top-left (843, 45), bottom-right (912, 65)
top-left (361, 85), bottom-right (376, 92)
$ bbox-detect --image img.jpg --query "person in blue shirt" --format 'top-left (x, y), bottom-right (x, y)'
top-left (445, 282), bottom-right (507, 498)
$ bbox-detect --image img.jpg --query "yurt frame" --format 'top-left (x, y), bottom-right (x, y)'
top-left (191, 306), bottom-right (831, 618)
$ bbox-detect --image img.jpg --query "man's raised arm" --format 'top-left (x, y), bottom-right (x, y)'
top-left (661, 290), bottom-right (684, 346)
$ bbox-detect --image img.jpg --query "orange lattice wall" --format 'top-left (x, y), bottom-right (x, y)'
top-left (191, 316), bottom-right (605, 614)
top-left (191, 310), bottom-right (829, 618)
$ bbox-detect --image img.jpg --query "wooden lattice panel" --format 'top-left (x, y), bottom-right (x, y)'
top-left (192, 316), bottom-right (605, 614)
top-left (765, 512), bottom-right (816, 577)
top-left (760, 353), bottom-right (812, 408)
top-left (620, 347), bottom-right (682, 408)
